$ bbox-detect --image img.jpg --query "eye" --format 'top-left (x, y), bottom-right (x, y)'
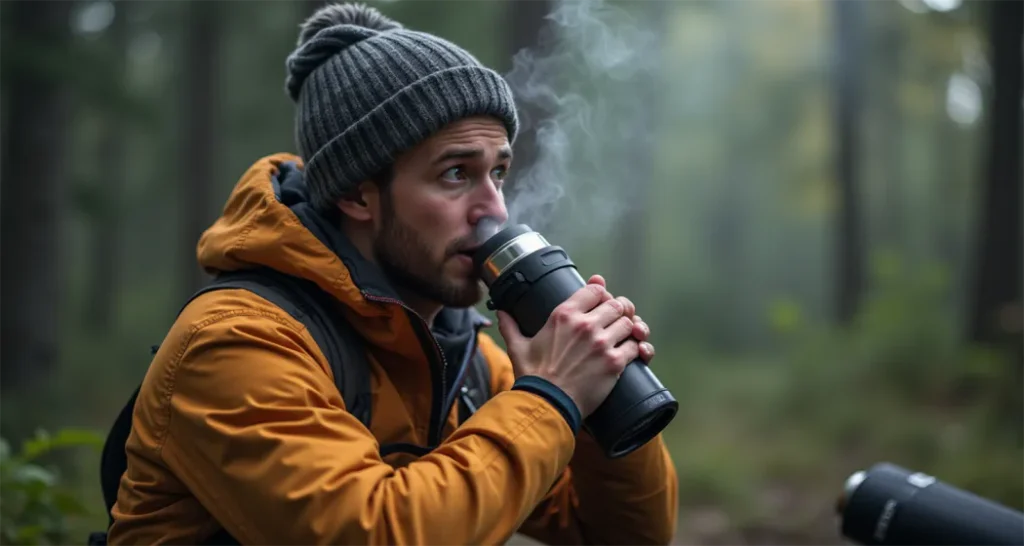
top-left (441, 166), bottom-right (468, 185)
top-left (491, 166), bottom-right (508, 181)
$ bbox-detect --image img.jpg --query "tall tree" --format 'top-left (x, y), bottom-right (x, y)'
top-left (0, 0), bottom-right (75, 390)
top-left (705, 0), bottom-right (753, 347)
top-left (832, 0), bottom-right (865, 324)
top-left (179, 0), bottom-right (223, 298)
top-left (503, 0), bottom-right (555, 214)
top-left (968, 0), bottom-right (1022, 349)
top-left (874, 4), bottom-right (906, 255)
top-left (86, 0), bottom-right (131, 332)
top-left (609, 1), bottom-right (669, 311)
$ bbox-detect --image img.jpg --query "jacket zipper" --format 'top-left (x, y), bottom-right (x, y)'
top-left (361, 292), bottom-right (449, 447)
top-left (443, 326), bottom-right (482, 424)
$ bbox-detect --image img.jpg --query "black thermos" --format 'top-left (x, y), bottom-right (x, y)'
top-left (836, 462), bottom-right (1024, 545)
top-left (472, 222), bottom-right (678, 458)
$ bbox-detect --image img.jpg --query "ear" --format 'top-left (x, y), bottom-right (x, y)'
top-left (336, 181), bottom-right (379, 222)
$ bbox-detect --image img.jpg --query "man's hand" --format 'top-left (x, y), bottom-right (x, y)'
top-left (586, 275), bottom-right (655, 364)
top-left (496, 274), bottom-right (655, 418)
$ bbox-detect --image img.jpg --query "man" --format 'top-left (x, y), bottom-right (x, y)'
top-left (109, 3), bottom-right (678, 544)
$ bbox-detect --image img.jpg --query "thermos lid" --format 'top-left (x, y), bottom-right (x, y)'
top-left (472, 224), bottom-right (539, 284)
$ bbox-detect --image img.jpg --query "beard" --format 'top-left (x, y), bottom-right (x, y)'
top-left (372, 197), bottom-right (483, 309)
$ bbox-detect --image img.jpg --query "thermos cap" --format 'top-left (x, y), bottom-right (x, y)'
top-left (481, 232), bottom-right (549, 285)
top-left (476, 228), bottom-right (550, 286)
top-left (836, 470), bottom-right (867, 515)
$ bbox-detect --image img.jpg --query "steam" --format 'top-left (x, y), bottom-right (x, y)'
top-left (474, 216), bottom-right (503, 244)
top-left (503, 0), bottom-right (664, 245)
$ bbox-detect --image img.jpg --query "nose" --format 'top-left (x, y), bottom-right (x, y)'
top-left (468, 178), bottom-right (508, 227)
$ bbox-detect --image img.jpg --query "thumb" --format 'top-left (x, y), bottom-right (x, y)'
top-left (495, 311), bottom-right (525, 350)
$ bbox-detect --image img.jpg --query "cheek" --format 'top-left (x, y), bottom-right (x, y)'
top-left (400, 194), bottom-right (465, 254)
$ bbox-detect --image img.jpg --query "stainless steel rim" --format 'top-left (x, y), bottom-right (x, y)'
top-left (836, 470), bottom-right (867, 515)
top-left (481, 232), bottom-right (549, 285)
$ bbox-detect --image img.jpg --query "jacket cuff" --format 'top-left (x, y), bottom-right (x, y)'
top-left (511, 376), bottom-right (581, 435)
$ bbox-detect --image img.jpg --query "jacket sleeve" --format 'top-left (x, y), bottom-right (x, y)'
top-left (479, 333), bottom-right (680, 545)
top-left (155, 313), bottom-right (578, 545)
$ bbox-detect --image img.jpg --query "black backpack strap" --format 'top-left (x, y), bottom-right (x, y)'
top-left (98, 385), bottom-right (141, 527)
top-left (95, 268), bottom-right (372, 545)
top-left (459, 349), bottom-right (493, 423)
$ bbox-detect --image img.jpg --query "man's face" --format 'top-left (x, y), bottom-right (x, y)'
top-left (372, 116), bottom-right (511, 309)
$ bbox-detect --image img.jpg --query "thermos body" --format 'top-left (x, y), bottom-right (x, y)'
top-left (836, 462), bottom-right (1024, 546)
top-left (473, 224), bottom-right (679, 458)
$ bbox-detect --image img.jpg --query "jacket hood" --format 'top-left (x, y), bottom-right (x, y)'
top-left (196, 153), bottom-right (489, 357)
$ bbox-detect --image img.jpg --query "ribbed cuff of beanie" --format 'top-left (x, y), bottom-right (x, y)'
top-left (303, 65), bottom-right (518, 211)
top-left (512, 376), bottom-right (582, 435)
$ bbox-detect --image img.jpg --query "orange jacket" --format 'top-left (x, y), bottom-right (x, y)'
top-left (108, 153), bottom-right (678, 545)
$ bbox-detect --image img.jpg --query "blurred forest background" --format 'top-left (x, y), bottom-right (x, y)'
top-left (1, 0), bottom-right (1021, 544)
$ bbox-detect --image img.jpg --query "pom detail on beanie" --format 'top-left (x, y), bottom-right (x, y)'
top-left (297, 2), bottom-right (401, 46)
top-left (285, 3), bottom-right (401, 101)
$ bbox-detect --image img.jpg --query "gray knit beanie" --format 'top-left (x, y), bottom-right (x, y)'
top-left (285, 2), bottom-right (520, 211)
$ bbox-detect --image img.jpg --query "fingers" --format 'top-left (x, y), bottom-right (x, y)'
top-left (589, 296), bottom-right (634, 328)
top-left (629, 315), bottom-right (654, 362)
top-left (557, 283), bottom-right (608, 315)
top-left (496, 311), bottom-right (525, 351)
top-left (631, 315), bottom-right (650, 341)
top-left (618, 296), bottom-right (636, 319)
top-left (554, 281), bottom-right (641, 353)
top-left (639, 341), bottom-right (655, 363)
top-left (585, 276), bottom-right (635, 317)
top-left (602, 315), bottom-right (635, 346)
top-left (604, 339), bottom-right (641, 373)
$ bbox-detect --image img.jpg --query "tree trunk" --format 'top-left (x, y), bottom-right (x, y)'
top-left (968, 0), bottom-right (1022, 348)
top-left (877, 9), bottom-right (905, 255)
top-left (86, 0), bottom-right (130, 332)
top-left (832, 0), bottom-right (865, 325)
top-left (179, 1), bottom-right (223, 299)
top-left (0, 0), bottom-right (75, 390)
top-left (503, 0), bottom-right (554, 214)
top-left (609, 1), bottom-right (668, 311)
top-left (702, 1), bottom-right (754, 348)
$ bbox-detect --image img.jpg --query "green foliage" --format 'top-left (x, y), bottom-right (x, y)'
top-left (662, 250), bottom-right (1022, 543)
top-left (769, 252), bottom-right (1023, 507)
top-left (778, 251), bottom-right (1014, 419)
top-left (0, 428), bottom-right (104, 546)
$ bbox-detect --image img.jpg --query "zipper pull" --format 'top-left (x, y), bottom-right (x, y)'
top-left (460, 385), bottom-right (479, 414)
